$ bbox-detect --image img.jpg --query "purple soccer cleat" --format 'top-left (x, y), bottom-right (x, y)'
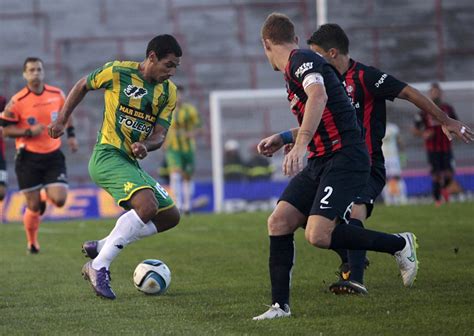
top-left (82, 240), bottom-right (99, 259)
top-left (81, 261), bottom-right (116, 300)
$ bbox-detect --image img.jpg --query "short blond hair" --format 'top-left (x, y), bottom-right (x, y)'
top-left (261, 13), bottom-right (295, 45)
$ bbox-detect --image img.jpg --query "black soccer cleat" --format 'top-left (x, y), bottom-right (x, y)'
top-left (329, 280), bottom-right (368, 295)
top-left (28, 244), bottom-right (40, 254)
top-left (336, 257), bottom-right (370, 281)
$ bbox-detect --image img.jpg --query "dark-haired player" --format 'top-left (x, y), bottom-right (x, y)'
top-left (414, 83), bottom-right (459, 206)
top-left (49, 34), bottom-right (183, 300)
top-left (307, 24), bottom-right (472, 294)
top-left (253, 13), bottom-right (420, 320)
top-left (0, 57), bottom-right (78, 254)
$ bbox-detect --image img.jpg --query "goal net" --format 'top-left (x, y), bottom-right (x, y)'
top-left (210, 81), bottom-right (474, 212)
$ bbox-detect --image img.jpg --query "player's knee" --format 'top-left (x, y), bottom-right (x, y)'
top-left (267, 212), bottom-right (293, 235)
top-left (305, 226), bottom-right (331, 248)
top-left (51, 197), bottom-right (67, 208)
top-left (135, 202), bottom-right (160, 223)
top-left (305, 232), bottom-right (329, 248)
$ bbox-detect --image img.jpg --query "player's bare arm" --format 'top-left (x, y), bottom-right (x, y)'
top-left (48, 77), bottom-right (89, 139)
top-left (398, 85), bottom-right (473, 143)
top-left (2, 99), bottom-right (44, 138)
top-left (257, 128), bottom-right (298, 157)
top-left (132, 124), bottom-right (168, 160)
top-left (283, 83), bottom-right (327, 176)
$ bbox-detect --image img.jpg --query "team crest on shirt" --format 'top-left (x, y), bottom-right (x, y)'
top-left (27, 117), bottom-right (37, 125)
top-left (124, 85), bottom-right (148, 99)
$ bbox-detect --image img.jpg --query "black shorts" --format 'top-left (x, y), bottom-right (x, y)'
top-left (428, 151), bottom-right (453, 174)
top-left (354, 160), bottom-right (386, 218)
top-left (279, 143), bottom-right (370, 223)
top-left (15, 148), bottom-right (68, 192)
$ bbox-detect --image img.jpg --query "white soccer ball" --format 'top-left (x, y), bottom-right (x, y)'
top-left (133, 259), bottom-right (171, 295)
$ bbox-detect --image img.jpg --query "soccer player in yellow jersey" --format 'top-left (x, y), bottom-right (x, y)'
top-left (49, 35), bottom-right (182, 300)
top-left (165, 85), bottom-right (201, 214)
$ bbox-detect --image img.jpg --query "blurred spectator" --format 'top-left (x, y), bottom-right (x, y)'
top-left (246, 143), bottom-right (274, 181)
top-left (381, 123), bottom-right (407, 205)
top-left (223, 139), bottom-right (246, 181)
top-left (413, 82), bottom-right (459, 205)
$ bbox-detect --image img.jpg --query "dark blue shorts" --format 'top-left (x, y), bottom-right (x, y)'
top-left (279, 143), bottom-right (370, 223)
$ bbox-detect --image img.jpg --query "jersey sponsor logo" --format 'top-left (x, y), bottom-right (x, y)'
top-left (123, 181), bottom-right (136, 193)
top-left (374, 73), bottom-right (388, 88)
top-left (118, 115), bottom-right (153, 134)
top-left (119, 104), bottom-right (156, 123)
top-left (294, 62), bottom-right (313, 78)
top-left (124, 85), bottom-right (148, 99)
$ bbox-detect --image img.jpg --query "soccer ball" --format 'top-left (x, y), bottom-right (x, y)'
top-left (133, 259), bottom-right (171, 295)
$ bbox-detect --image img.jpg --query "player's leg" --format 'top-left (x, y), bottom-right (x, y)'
top-left (428, 152), bottom-right (443, 204)
top-left (167, 149), bottom-right (184, 211)
top-left (440, 152), bottom-right (454, 202)
top-left (37, 149), bottom-right (69, 214)
top-left (44, 184), bottom-right (68, 208)
top-left (253, 166), bottom-right (314, 320)
top-left (14, 150), bottom-right (44, 253)
top-left (22, 189), bottom-right (42, 253)
top-left (334, 163), bottom-right (385, 292)
top-left (182, 152), bottom-right (195, 215)
top-left (307, 146), bottom-right (418, 287)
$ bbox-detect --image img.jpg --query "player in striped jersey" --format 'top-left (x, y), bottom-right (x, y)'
top-left (165, 85), bottom-right (201, 214)
top-left (307, 24), bottom-right (473, 294)
top-left (414, 83), bottom-right (458, 205)
top-left (49, 35), bottom-right (182, 300)
top-left (254, 13), bottom-right (420, 320)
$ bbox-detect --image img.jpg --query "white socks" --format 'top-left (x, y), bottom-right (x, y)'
top-left (92, 210), bottom-right (157, 270)
top-left (183, 180), bottom-right (194, 212)
top-left (170, 172), bottom-right (182, 210)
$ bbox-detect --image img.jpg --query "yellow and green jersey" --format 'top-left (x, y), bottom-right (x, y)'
top-left (166, 103), bottom-right (201, 153)
top-left (86, 61), bottom-right (177, 158)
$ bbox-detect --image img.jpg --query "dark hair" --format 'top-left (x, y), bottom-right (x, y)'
top-left (307, 24), bottom-right (349, 55)
top-left (261, 13), bottom-right (296, 45)
top-left (146, 34), bottom-right (182, 60)
top-left (23, 57), bottom-right (44, 71)
top-left (176, 85), bottom-right (185, 92)
top-left (430, 82), bottom-right (441, 90)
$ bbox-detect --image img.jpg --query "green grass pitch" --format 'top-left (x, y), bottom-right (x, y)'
top-left (1, 203), bottom-right (473, 335)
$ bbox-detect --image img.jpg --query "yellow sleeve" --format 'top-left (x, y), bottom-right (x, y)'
top-left (189, 105), bottom-right (201, 128)
top-left (86, 62), bottom-right (115, 90)
top-left (156, 82), bottom-right (177, 129)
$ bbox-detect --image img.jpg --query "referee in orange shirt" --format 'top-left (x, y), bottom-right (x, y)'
top-left (0, 57), bottom-right (78, 254)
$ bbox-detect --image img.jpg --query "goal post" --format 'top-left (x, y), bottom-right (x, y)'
top-left (209, 80), bottom-right (474, 213)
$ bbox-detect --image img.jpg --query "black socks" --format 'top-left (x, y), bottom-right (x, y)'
top-left (269, 234), bottom-right (294, 307)
top-left (329, 221), bottom-right (405, 255)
